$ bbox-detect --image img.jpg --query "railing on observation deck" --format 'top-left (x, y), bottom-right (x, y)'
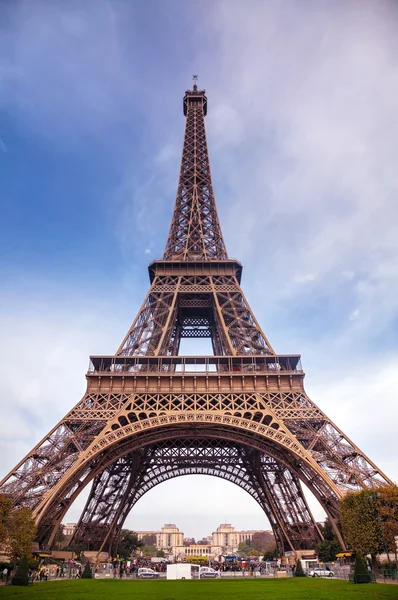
top-left (87, 355), bottom-right (303, 375)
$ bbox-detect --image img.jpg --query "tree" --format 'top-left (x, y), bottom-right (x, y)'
top-left (252, 531), bottom-right (275, 554)
top-left (294, 559), bottom-right (305, 577)
top-left (316, 539), bottom-right (341, 563)
top-left (263, 547), bottom-right (277, 561)
top-left (118, 530), bottom-right (143, 559)
top-left (81, 561), bottom-right (93, 579)
top-left (237, 541), bottom-right (260, 557)
top-left (0, 496), bottom-right (13, 548)
top-left (377, 485), bottom-right (398, 563)
top-left (315, 519), bottom-right (342, 562)
top-left (156, 550), bottom-right (165, 557)
top-left (51, 524), bottom-right (66, 550)
top-left (11, 555), bottom-right (29, 586)
top-left (7, 508), bottom-right (37, 565)
top-left (237, 541), bottom-right (250, 556)
top-left (141, 534), bottom-right (156, 546)
top-left (341, 486), bottom-right (398, 563)
top-left (321, 518), bottom-right (338, 542)
top-left (140, 544), bottom-right (157, 557)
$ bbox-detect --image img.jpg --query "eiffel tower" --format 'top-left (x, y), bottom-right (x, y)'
top-left (0, 77), bottom-right (392, 558)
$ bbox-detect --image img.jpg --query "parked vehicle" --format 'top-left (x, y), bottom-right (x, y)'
top-left (309, 567), bottom-right (334, 578)
top-left (166, 564), bottom-right (200, 580)
top-left (151, 557), bottom-right (166, 563)
top-left (200, 566), bottom-right (217, 578)
top-left (137, 568), bottom-right (159, 579)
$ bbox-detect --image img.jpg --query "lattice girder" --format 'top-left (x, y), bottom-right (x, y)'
top-left (1, 373), bottom-right (391, 542)
top-left (66, 439), bottom-right (323, 556)
top-left (164, 88), bottom-right (227, 261)
top-left (117, 272), bottom-right (273, 357)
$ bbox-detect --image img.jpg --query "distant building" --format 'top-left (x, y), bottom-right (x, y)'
top-left (171, 544), bottom-right (223, 561)
top-left (211, 524), bottom-right (272, 553)
top-left (183, 537), bottom-right (195, 546)
top-left (60, 521), bottom-right (271, 556)
top-left (136, 530), bottom-right (158, 542)
top-left (62, 523), bottom-right (77, 539)
top-left (136, 524), bottom-right (184, 551)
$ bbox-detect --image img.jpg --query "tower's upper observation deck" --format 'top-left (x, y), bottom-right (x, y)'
top-left (183, 75), bottom-right (207, 116)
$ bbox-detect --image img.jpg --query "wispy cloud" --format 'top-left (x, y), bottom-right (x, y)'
top-left (293, 273), bottom-right (316, 284)
top-left (203, 0), bottom-right (398, 346)
top-left (0, 1), bottom-right (142, 142)
top-left (349, 308), bottom-right (360, 321)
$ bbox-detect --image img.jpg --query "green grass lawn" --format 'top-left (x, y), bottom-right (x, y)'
top-left (0, 579), bottom-right (397, 600)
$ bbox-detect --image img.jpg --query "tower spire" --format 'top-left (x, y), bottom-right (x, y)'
top-left (163, 80), bottom-right (227, 260)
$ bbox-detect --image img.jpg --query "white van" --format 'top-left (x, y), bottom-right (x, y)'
top-left (166, 564), bottom-right (200, 580)
top-left (200, 566), bottom-right (218, 578)
top-left (137, 568), bottom-right (158, 579)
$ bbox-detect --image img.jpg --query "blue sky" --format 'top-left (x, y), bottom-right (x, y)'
top-left (1, 0), bottom-right (397, 540)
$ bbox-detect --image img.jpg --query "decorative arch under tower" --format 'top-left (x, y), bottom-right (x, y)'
top-left (0, 79), bottom-right (392, 558)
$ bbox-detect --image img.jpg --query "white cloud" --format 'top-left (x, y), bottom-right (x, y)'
top-left (342, 270), bottom-right (355, 280)
top-left (156, 143), bottom-right (179, 164)
top-left (0, 1), bottom-right (142, 141)
top-left (293, 273), bottom-right (316, 284)
top-left (349, 308), bottom-right (360, 321)
top-left (203, 0), bottom-right (398, 340)
top-left (0, 286), bottom-right (126, 476)
top-left (306, 358), bottom-right (398, 485)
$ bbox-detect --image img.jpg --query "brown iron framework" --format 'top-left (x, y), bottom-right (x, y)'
top-left (0, 77), bottom-right (392, 557)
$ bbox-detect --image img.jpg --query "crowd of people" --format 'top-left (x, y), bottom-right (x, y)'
top-left (1, 556), bottom-right (295, 583)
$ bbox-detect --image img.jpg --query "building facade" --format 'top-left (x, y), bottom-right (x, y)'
top-left (156, 524), bottom-right (184, 549)
top-left (62, 523), bottom-right (77, 539)
top-left (171, 544), bottom-right (224, 561)
top-left (61, 521), bottom-right (271, 556)
top-left (136, 524), bottom-right (184, 551)
top-left (211, 523), bottom-right (270, 552)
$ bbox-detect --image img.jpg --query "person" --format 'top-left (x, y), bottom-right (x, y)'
top-left (2, 567), bottom-right (8, 583)
top-left (217, 567), bottom-right (221, 578)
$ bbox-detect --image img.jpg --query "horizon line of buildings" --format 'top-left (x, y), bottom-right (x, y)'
top-left (63, 522), bottom-right (273, 560)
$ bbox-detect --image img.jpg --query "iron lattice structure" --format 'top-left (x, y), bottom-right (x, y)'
top-left (0, 79), bottom-right (392, 557)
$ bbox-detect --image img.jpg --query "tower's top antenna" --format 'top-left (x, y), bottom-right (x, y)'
top-left (193, 74), bottom-right (198, 92)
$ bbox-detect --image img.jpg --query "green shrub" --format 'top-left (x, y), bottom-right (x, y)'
top-left (11, 555), bottom-right (29, 586)
top-left (352, 555), bottom-right (372, 584)
top-left (81, 561), bottom-right (93, 579)
top-left (294, 559), bottom-right (305, 577)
